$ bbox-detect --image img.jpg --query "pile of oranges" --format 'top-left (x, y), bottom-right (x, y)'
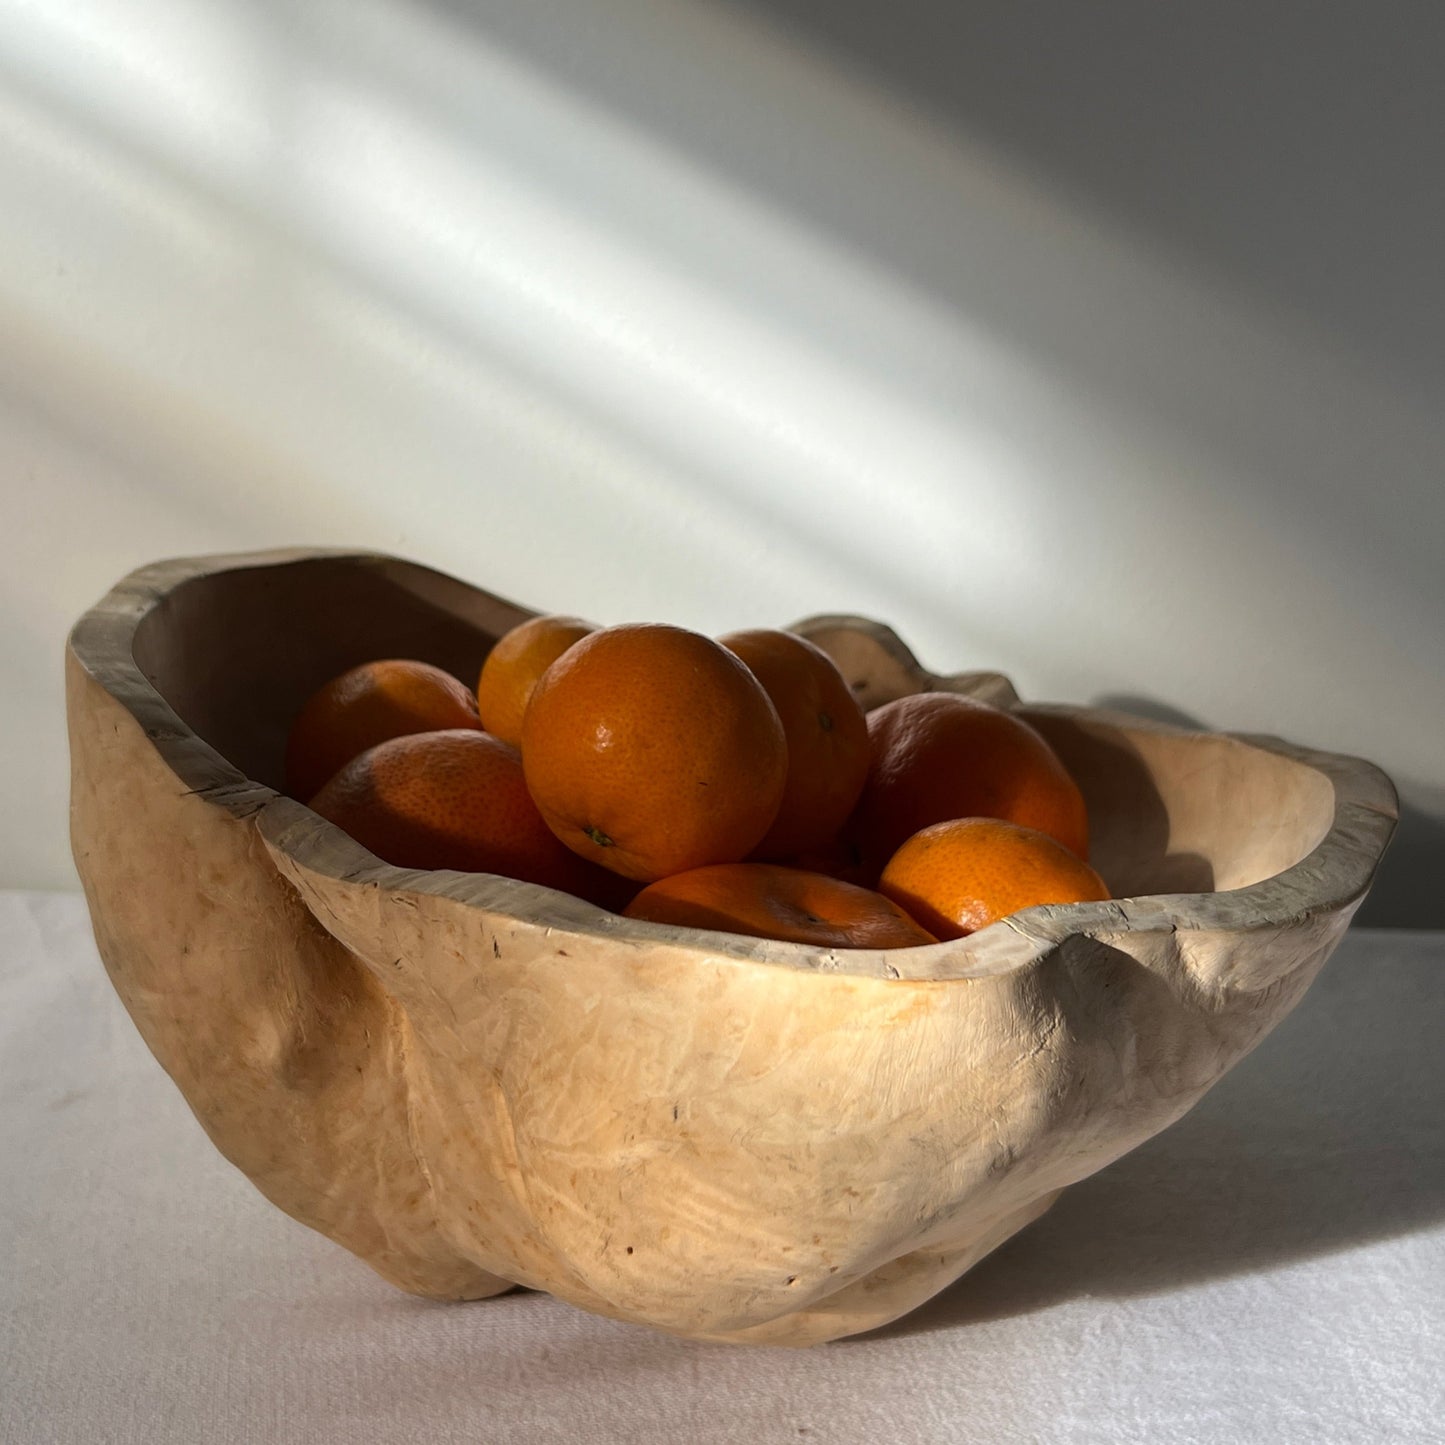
top-left (285, 616), bottom-right (1110, 948)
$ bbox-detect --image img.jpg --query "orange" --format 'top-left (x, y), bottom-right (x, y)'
top-left (309, 728), bottom-right (632, 910)
top-left (624, 863), bottom-right (938, 948)
top-left (718, 628), bottom-right (869, 859)
top-left (845, 692), bottom-right (1089, 877)
top-left (477, 614), bottom-right (597, 747)
top-left (879, 817), bottom-right (1109, 940)
top-left (521, 623), bottom-right (788, 881)
top-left (285, 659), bottom-right (480, 803)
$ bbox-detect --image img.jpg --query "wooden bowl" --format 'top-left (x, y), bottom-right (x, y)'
top-left (67, 550), bottom-right (1396, 1346)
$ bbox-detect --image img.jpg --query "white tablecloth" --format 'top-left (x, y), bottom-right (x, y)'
top-left (3, 891), bottom-right (1441, 1444)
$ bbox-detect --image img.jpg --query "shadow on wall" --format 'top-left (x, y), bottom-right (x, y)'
top-left (413, 0), bottom-right (1445, 613)
top-left (718, 0), bottom-right (1445, 387)
top-left (1353, 797), bottom-right (1445, 929)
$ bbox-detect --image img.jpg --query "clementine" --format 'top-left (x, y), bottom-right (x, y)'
top-left (477, 613), bottom-right (597, 747)
top-left (521, 623), bottom-right (788, 881)
top-left (845, 692), bottom-right (1089, 876)
top-left (624, 863), bottom-right (937, 948)
top-left (718, 628), bottom-right (869, 859)
top-left (285, 659), bottom-right (480, 803)
top-left (879, 817), bottom-right (1109, 940)
top-left (309, 728), bottom-right (632, 910)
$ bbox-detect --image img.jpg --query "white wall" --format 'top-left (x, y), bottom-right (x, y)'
top-left (4, 0), bottom-right (1442, 921)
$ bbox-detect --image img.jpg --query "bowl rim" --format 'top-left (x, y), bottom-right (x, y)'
top-left (69, 548), bottom-right (1400, 984)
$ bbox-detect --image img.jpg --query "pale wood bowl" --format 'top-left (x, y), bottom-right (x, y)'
top-left (67, 550), bottom-right (1397, 1346)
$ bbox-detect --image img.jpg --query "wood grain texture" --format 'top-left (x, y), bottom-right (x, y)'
top-left (67, 551), bottom-right (1397, 1344)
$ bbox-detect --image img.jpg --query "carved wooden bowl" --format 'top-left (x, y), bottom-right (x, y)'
top-left (67, 551), bottom-right (1396, 1346)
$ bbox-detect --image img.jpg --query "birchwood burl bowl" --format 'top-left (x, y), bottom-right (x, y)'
top-left (67, 550), bottom-right (1396, 1346)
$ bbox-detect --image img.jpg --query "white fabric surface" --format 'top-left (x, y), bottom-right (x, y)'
top-left (3, 890), bottom-right (1442, 1444)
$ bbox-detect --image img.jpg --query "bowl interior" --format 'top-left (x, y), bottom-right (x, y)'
top-left (131, 554), bottom-right (1338, 903)
top-left (1022, 709), bottom-right (1335, 898)
top-left (132, 554), bottom-right (530, 793)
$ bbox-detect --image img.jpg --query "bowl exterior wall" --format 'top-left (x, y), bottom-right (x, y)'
top-left (65, 552), bottom-right (1393, 1344)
